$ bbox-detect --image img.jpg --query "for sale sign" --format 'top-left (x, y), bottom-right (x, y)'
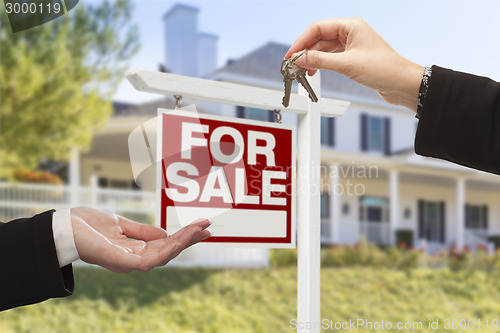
top-left (157, 109), bottom-right (296, 247)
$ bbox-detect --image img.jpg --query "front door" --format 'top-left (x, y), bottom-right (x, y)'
top-left (418, 200), bottom-right (445, 245)
top-left (360, 196), bottom-right (389, 244)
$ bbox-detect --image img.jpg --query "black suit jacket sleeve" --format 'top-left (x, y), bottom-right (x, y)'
top-left (0, 210), bottom-right (74, 311)
top-left (415, 65), bottom-right (500, 175)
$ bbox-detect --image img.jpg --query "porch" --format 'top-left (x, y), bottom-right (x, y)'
top-left (319, 151), bottom-right (500, 252)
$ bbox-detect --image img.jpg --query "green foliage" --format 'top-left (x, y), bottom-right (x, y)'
top-left (2, 267), bottom-right (500, 332)
top-left (13, 169), bottom-right (63, 184)
top-left (0, 0), bottom-right (140, 178)
top-left (270, 248), bottom-right (297, 267)
top-left (396, 229), bottom-right (414, 248)
top-left (271, 241), bottom-right (420, 269)
top-left (488, 235), bottom-right (500, 250)
top-left (271, 241), bottom-right (500, 272)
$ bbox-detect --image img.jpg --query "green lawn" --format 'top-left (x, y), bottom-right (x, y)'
top-left (2, 267), bottom-right (500, 333)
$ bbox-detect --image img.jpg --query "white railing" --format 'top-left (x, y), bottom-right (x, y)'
top-left (0, 181), bottom-right (155, 221)
top-left (360, 221), bottom-right (390, 245)
top-left (0, 181), bottom-right (269, 267)
top-left (464, 228), bottom-right (494, 252)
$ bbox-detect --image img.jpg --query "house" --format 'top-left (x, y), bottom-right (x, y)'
top-left (81, 3), bottom-right (500, 255)
top-left (209, 41), bottom-right (500, 252)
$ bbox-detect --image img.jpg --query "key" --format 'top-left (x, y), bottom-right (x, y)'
top-left (295, 70), bottom-right (318, 103)
top-left (285, 61), bottom-right (318, 103)
top-left (281, 59), bottom-right (293, 107)
top-left (291, 63), bottom-right (318, 103)
top-left (280, 50), bottom-right (318, 107)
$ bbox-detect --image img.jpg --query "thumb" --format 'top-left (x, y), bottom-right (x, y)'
top-left (293, 50), bottom-right (348, 75)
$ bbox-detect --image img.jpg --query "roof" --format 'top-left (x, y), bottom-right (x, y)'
top-left (214, 41), bottom-right (386, 104)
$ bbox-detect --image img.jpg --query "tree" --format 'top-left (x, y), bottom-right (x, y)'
top-left (0, 0), bottom-right (140, 179)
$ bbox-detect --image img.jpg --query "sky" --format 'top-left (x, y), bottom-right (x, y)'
top-left (101, 0), bottom-right (500, 104)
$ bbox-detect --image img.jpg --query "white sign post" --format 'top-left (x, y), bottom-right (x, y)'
top-left (126, 69), bottom-right (350, 333)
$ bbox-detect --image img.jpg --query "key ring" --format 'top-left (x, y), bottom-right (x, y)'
top-left (291, 49), bottom-right (307, 63)
top-left (274, 109), bottom-right (282, 124)
top-left (174, 95), bottom-right (183, 110)
top-left (281, 48), bottom-right (308, 76)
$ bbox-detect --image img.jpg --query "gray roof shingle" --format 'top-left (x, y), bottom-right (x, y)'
top-left (215, 41), bottom-right (385, 103)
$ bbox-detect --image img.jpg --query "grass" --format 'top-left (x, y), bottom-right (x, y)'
top-left (2, 267), bottom-right (500, 332)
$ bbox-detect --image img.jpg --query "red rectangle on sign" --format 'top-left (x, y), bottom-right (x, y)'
top-left (157, 110), bottom-right (296, 248)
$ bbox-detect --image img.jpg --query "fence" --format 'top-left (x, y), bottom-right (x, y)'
top-left (0, 181), bottom-right (269, 267)
top-left (0, 181), bottom-right (155, 220)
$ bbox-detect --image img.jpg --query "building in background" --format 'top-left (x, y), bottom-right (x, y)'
top-left (162, 4), bottom-right (218, 77)
top-left (3, 4), bottom-right (500, 266)
top-left (209, 42), bottom-right (500, 253)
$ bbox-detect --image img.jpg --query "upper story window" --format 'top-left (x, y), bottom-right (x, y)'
top-left (321, 117), bottom-right (335, 147)
top-left (237, 106), bottom-right (273, 122)
top-left (368, 116), bottom-right (383, 151)
top-left (361, 113), bottom-right (391, 155)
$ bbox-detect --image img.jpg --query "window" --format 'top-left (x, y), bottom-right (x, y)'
top-left (360, 114), bottom-right (391, 155)
top-left (321, 117), bottom-right (335, 147)
top-left (237, 106), bottom-right (273, 122)
top-left (320, 193), bottom-right (330, 219)
top-left (418, 200), bottom-right (445, 243)
top-left (465, 204), bottom-right (488, 230)
top-left (110, 180), bottom-right (130, 189)
top-left (98, 177), bottom-right (134, 189)
top-left (98, 177), bottom-right (108, 187)
top-left (368, 116), bottom-right (384, 151)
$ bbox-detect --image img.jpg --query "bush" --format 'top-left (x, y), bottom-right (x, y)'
top-left (269, 249), bottom-right (297, 267)
top-left (270, 239), bottom-right (420, 270)
top-left (270, 239), bottom-right (500, 271)
top-left (13, 169), bottom-right (63, 185)
top-left (395, 229), bottom-right (413, 248)
top-left (488, 235), bottom-right (500, 250)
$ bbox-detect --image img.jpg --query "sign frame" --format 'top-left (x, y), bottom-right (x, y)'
top-left (156, 108), bottom-right (296, 248)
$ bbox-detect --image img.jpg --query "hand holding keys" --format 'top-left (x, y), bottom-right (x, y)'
top-left (281, 50), bottom-right (318, 108)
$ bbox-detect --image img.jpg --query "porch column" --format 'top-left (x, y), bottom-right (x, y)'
top-left (456, 178), bottom-right (465, 249)
top-left (330, 163), bottom-right (341, 243)
top-left (69, 146), bottom-right (80, 207)
top-left (389, 170), bottom-right (399, 245)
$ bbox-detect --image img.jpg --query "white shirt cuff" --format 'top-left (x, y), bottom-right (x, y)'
top-left (52, 208), bottom-right (80, 267)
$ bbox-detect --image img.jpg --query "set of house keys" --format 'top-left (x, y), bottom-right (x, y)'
top-left (281, 49), bottom-right (318, 107)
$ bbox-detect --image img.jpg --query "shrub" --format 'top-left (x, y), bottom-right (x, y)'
top-left (13, 169), bottom-right (63, 185)
top-left (395, 229), bottom-right (414, 248)
top-left (270, 240), bottom-right (500, 272)
top-left (269, 249), bottom-right (297, 267)
top-left (488, 235), bottom-right (500, 250)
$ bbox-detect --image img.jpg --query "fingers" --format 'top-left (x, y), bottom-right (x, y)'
top-left (161, 219), bottom-right (213, 255)
top-left (285, 18), bottom-right (351, 58)
top-left (292, 49), bottom-right (349, 75)
top-left (117, 215), bottom-right (167, 241)
top-left (135, 219), bottom-right (213, 271)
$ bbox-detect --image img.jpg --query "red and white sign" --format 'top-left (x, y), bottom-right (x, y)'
top-left (157, 110), bottom-right (296, 247)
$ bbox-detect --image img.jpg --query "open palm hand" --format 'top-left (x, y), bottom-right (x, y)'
top-left (70, 207), bottom-right (212, 273)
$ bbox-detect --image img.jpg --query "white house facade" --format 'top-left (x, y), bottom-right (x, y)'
top-left (206, 41), bottom-right (500, 253)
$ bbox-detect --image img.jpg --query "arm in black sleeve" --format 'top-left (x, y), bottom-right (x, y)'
top-left (0, 210), bottom-right (74, 311)
top-left (415, 65), bottom-right (500, 175)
